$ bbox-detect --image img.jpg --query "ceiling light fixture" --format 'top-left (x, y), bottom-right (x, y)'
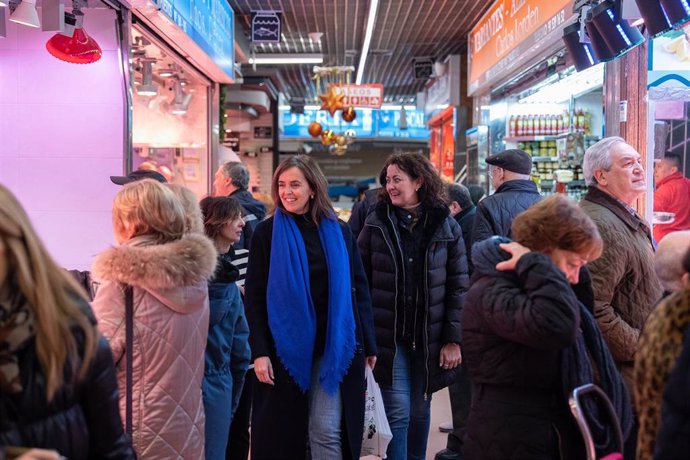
top-left (562, 21), bottom-right (600, 71)
top-left (634, 0), bottom-right (673, 37)
top-left (10, 0), bottom-right (40, 28)
top-left (248, 53), bottom-right (323, 65)
top-left (171, 81), bottom-right (192, 115)
top-left (519, 63), bottom-right (604, 104)
top-left (136, 60), bottom-right (158, 96)
top-left (660, 0), bottom-right (690, 27)
top-left (46, 10), bottom-right (102, 64)
top-left (356, 0), bottom-right (379, 84)
top-left (158, 64), bottom-right (176, 78)
top-left (587, 0), bottom-right (645, 61)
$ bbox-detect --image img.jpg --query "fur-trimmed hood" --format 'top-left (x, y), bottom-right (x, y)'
top-left (91, 233), bottom-right (217, 313)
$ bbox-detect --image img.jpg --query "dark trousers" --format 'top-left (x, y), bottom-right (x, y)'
top-left (226, 370), bottom-right (255, 460)
top-left (446, 364), bottom-right (472, 453)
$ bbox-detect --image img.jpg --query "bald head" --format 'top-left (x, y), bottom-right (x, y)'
top-left (655, 230), bottom-right (690, 292)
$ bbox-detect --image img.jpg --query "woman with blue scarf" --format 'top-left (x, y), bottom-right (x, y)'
top-left (461, 195), bottom-right (632, 460)
top-left (245, 155), bottom-right (377, 460)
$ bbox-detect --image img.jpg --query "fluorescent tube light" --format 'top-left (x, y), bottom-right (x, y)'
top-left (248, 53), bottom-right (323, 65)
top-left (356, 0), bottom-right (379, 84)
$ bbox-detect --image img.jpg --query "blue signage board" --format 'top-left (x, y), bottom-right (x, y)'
top-left (281, 108), bottom-right (429, 140)
top-left (154, 0), bottom-right (235, 79)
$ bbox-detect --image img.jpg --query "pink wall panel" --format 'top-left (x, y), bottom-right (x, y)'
top-left (0, 8), bottom-right (124, 270)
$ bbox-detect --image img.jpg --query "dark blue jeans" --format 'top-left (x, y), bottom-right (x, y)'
top-left (380, 345), bottom-right (432, 460)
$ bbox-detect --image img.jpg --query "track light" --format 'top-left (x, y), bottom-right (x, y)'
top-left (136, 61), bottom-right (158, 97)
top-left (660, 0), bottom-right (690, 27)
top-left (10, 0), bottom-right (40, 28)
top-left (563, 21), bottom-right (600, 71)
top-left (586, 0), bottom-right (645, 61)
top-left (170, 81), bottom-right (192, 115)
top-left (634, 0), bottom-right (673, 37)
top-left (45, 10), bottom-right (101, 64)
top-left (158, 64), bottom-right (176, 78)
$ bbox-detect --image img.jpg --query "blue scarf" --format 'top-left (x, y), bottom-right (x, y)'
top-left (267, 209), bottom-right (356, 394)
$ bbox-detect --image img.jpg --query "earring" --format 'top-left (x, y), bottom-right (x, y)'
top-left (415, 188), bottom-right (419, 192)
top-left (310, 194), bottom-right (314, 199)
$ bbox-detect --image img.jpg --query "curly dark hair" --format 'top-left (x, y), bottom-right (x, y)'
top-left (199, 196), bottom-right (243, 241)
top-left (511, 194), bottom-right (603, 260)
top-left (378, 152), bottom-right (447, 208)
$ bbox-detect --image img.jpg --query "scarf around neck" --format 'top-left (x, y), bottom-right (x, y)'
top-left (0, 288), bottom-right (35, 394)
top-left (267, 209), bottom-right (356, 394)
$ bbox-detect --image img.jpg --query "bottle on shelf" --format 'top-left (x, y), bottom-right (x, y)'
top-left (508, 115), bottom-right (516, 137)
top-left (516, 115), bottom-right (524, 136)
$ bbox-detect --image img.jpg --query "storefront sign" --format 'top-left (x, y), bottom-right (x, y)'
top-left (280, 108), bottom-right (429, 140)
top-left (468, 0), bottom-right (575, 96)
top-left (251, 11), bottom-right (281, 43)
top-left (648, 29), bottom-right (690, 100)
top-left (152, 0), bottom-right (235, 80)
top-left (332, 84), bottom-right (384, 109)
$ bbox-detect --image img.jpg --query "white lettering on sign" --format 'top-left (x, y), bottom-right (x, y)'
top-left (332, 84), bottom-right (384, 109)
top-left (473, 6), bottom-right (504, 53)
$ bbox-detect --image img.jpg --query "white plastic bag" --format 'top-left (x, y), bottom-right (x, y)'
top-left (360, 366), bottom-right (393, 458)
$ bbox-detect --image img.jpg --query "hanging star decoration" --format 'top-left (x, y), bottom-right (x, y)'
top-left (319, 87), bottom-right (345, 116)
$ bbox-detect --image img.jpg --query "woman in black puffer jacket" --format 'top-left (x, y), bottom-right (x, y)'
top-left (461, 194), bottom-right (631, 460)
top-left (0, 184), bottom-right (134, 460)
top-left (358, 153), bottom-right (469, 460)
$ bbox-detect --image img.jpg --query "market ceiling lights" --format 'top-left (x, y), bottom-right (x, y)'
top-left (136, 60), bottom-right (158, 96)
top-left (9, 0), bottom-right (40, 28)
top-left (170, 81), bottom-right (192, 115)
top-left (659, 0), bottom-right (690, 27)
top-left (586, 0), bottom-right (645, 61)
top-left (634, 0), bottom-right (673, 37)
top-left (46, 11), bottom-right (102, 64)
top-left (562, 22), bottom-right (600, 71)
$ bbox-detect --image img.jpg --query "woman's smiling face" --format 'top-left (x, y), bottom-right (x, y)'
top-left (278, 166), bottom-right (313, 215)
top-left (385, 164), bottom-right (422, 208)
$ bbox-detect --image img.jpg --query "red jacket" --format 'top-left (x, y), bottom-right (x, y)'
top-left (654, 171), bottom-right (690, 242)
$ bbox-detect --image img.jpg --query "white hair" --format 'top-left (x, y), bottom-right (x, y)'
top-left (583, 136), bottom-right (626, 186)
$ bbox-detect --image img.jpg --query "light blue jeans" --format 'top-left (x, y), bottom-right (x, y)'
top-left (380, 345), bottom-right (432, 460)
top-left (308, 357), bottom-right (342, 459)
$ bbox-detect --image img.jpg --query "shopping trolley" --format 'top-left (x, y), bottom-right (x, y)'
top-left (569, 384), bottom-right (624, 460)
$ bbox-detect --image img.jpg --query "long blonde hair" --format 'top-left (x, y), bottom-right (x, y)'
top-left (0, 184), bottom-right (96, 401)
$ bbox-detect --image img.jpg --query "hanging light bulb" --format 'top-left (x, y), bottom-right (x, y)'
top-left (135, 60), bottom-right (158, 96)
top-left (45, 10), bottom-right (102, 64)
top-left (10, 0), bottom-right (40, 28)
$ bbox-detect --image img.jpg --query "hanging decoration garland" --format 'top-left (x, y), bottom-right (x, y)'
top-left (306, 66), bottom-right (357, 156)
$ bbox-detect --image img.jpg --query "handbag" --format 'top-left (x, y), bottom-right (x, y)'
top-left (360, 366), bottom-right (393, 458)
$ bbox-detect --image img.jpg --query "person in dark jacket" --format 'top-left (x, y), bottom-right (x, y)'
top-left (348, 187), bottom-right (381, 239)
top-left (654, 322), bottom-right (690, 460)
top-left (200, 196), bottom-right (251, 460)
top-left (435, 183), bottom-right (477, 460)
top-left (471, 148), bottom-right (541, 244)
top-left (213, 161), bottom-right (267, 251)
top-left (0, 184), bottom-right (134, 460)
top-left (245, 155), bottom-right (377, 460)
top-left (358, 152), bottom-right (469, 460)
top-left (462, 194), bottom-right (632, 460)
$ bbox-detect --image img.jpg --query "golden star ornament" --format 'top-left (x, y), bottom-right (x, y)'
top-left (319, 87), bottom-right (345, 116)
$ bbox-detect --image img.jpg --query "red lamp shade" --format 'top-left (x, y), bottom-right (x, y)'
top-left (46, 27), bottom-right (102, 64)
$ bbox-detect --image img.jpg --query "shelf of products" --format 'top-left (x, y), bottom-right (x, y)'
top-left (507, 110), bottom-right (594, 137)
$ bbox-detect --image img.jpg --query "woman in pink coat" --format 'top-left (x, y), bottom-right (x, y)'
top-left (91, 179), bottom-right (217, 459)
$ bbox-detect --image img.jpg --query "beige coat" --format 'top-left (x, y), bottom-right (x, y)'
top-left (580, 187), bottom-right (663, 391)
top-left (91, 234), bottom-right (217, 459)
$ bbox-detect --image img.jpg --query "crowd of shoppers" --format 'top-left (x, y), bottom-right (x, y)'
top-left (2, 138), bottom-right (690, 460)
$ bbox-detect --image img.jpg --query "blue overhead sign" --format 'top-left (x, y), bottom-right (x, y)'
top-left (154, 0), bottom-right (235, 79)
top-left (281, 108), bottom-right (429, 140)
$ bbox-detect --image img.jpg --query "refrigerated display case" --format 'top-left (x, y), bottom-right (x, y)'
top-left (465, 125), bottom-right (490, 194)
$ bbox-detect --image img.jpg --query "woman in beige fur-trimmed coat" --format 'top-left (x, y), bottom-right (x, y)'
top-left (91, 180), bottom-right (217, 459)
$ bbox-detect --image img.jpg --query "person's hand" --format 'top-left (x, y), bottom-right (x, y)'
top-left (439, 343), bottom-right (461, 370)
top-left (15, 449), bottom-right (63, 460)
top-left (238, 285), bottom-right (245, 296)
top-left (254, 356), bottom-right (274, 385)
top-left (365, 355), bottom-right (377, 371)
top-left (495, 242), bottom-right (531, 272)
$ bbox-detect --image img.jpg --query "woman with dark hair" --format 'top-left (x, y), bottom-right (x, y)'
top-left (461, 194), bottom-right (632, 460)
top-left (357, 152), bottom-right (469, 460)
top-left (244, 155), bottom-right (377, 459)
top-left (0, 184), bottom-right (134, 459)
top-left (199, 196), bottom-right (251, 460)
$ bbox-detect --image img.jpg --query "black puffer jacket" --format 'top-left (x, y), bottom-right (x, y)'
top-left (358, 202), bottom-right (469, 395)
top-left (0, 299), bottom-right (135, 459)
top-left (471, 179), bottom-right (542, 244)
top-left (461, 237), bottom-right (582, 460)
top-left (230, 189), bottom-right (267, 250)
